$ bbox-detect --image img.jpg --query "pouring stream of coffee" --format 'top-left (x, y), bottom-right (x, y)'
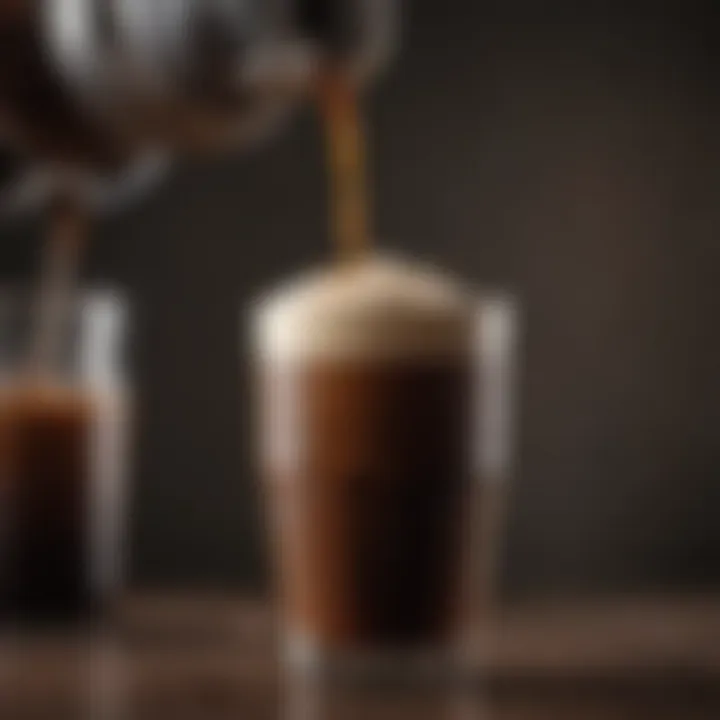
top-left (29, 196), bottom-right (88, 378)
top-left (317, 70), bottom-right (372, 264)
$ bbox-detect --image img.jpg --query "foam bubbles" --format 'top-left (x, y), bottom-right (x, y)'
top-left (252, 255), bottom-right (475, 363)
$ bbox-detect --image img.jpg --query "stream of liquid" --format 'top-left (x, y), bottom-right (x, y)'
top-left (29, 196), bottom-right (87, 378)
top-left (317, 71), bottom-right (372, 264)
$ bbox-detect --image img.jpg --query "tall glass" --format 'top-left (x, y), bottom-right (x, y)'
top-left (0, 288), bottom-right (131, 627)
top-left (251, 257), bottom-right (519, 682)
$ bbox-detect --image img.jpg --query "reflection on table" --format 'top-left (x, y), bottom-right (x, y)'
top-left (0, 594), bottom-right (717, 719)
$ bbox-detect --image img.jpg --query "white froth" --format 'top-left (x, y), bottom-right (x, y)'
top-left (252, 255), bottom-right (475, 362)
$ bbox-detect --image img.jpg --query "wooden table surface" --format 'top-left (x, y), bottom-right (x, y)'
top-left (0, 595), bottom-right (718, 719)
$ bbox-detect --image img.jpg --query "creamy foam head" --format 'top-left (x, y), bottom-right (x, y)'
top-left (252, 255), bottom-right (476, 363)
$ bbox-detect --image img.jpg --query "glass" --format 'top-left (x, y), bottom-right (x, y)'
top-left (0, 288), bottom-right (131, 627)
top-left (251, 264), bottom-right (520, 684)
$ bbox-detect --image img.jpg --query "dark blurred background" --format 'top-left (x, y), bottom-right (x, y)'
top-left (1, 0), bottom-right (718, 599)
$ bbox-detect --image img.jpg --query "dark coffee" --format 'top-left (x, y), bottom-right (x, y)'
top-left (255, 257), bottom-right (476, 652)
top-left (266, 362), bottom-right (471, 647)
top-left (0, 384), bottom-right (100, 624)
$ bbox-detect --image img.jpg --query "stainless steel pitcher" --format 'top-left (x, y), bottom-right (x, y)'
top-left (0, 0), bottom-right (398, 214)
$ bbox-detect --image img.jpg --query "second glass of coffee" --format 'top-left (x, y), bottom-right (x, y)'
top-left (0, 289), bottom-right (131, 627)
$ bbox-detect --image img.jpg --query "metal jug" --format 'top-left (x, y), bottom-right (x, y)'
top-left (0, 0), bottom-right (398, 214)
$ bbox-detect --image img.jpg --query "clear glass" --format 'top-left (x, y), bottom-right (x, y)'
top-left (254, 291), bottom-right (520, 684)
top-left (0, 288), bottom-right (131, 627)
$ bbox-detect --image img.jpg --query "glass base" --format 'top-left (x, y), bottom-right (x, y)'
top-left (283, 631), bottom-right (474, 689)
